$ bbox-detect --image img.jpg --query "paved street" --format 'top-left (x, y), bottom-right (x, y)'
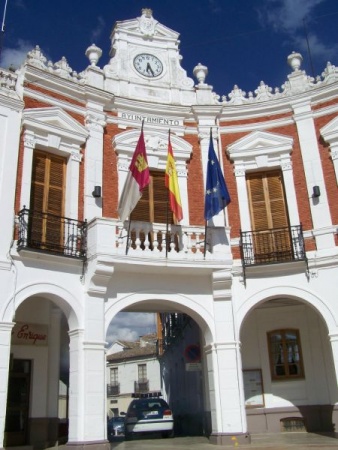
top-left (110, 433), bottom-right (338, 449)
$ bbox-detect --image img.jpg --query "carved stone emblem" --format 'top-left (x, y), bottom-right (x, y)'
top-left (138, 8), bottom-right (158, 36)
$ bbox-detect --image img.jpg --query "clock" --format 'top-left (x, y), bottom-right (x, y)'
top-left (133, 53), bottom-right (163, 78)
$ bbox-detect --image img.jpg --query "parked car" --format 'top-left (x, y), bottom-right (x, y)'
top-left (124, 397), bottom-right (174, 440)
top-left (107, 416), bottom-right (125, 439)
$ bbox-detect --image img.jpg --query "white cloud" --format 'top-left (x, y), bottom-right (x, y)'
top-left (0, 39), bottom-right (33, 69)
top-left (90, 16), bottom-right (105, 44)
top-left (261, 0), bottom-right (326, 32)
top-left (293, 31), bottom-right (338, 62)
top-left (106, 312), bottom-right (157, 345)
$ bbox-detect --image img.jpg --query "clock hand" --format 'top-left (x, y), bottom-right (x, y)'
top-left (146, 62), bottom-right (154, 76)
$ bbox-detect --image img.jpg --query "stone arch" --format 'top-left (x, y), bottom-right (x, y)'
top-left (105, 290), bottom-right (214, 346)
top-left (1, 282), bottom-right (82, 330)
top-left (237, 285), bottom-right (337, 334)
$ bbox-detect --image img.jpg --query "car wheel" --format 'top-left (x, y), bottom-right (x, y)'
top-left (162, 430), bottom-right (174, 438)
top-left (125, 431), bottom-right (133, 441)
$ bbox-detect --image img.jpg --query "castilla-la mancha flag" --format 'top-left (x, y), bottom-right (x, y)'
top-left (118, 128), bottom-right (150, 222)
top-left (165, 133), bottom-right (183, 223)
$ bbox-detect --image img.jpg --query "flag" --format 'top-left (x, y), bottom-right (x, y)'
top-left (204, 131), bottom-right (231, 221)
top-left (118, 128), bottom-right (150, 222)
top-left (165, 133), bottom-right (183, 223)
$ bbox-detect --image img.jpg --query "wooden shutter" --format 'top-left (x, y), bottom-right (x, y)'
top-left (132, 171), bottom-right (173, 224)
top-left (131, 171), bottom-right (175, 251)
top-left (29, 151), bottom-right (66, 251)
top-left (247, 170), bottom-right (291, 262)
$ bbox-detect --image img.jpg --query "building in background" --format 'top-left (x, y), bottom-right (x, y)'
top-left (106, 334), bottom-right (161, 417)
top-left (0, 7), bottom-right (338, 449)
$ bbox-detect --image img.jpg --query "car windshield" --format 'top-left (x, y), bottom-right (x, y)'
top-left (114, 417), bottom-right (124, 423)
top-left (130, 399), bottom-right (167, 412)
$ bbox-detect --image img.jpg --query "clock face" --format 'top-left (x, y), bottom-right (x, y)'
top-left (133, 53), bottom-right (163, 78)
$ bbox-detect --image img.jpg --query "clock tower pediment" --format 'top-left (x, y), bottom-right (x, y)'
top-left (103, 9), bottom-right (196, 105)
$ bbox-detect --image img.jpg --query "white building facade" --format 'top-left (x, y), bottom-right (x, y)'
top-left (0, 8), bottom-right (337, 449)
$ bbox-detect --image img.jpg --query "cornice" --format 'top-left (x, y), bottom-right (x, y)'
top-left (0, 92), bottom-right (24, 111)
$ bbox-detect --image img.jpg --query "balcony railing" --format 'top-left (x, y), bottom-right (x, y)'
top-left (240, 225), bottom-right (306, 268)
top-left (17, 207), bottom-right (87, 259)
top-left (87, 219), bottom-right (231, 262)
top-left (134, 379), bottom-right (149, 394)
top-left (107, 383), bottom-right (120, 396)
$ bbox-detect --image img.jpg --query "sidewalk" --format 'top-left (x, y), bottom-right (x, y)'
top-left (111, 432), bottom-right (338, 449)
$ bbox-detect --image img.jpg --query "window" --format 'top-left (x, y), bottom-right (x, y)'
top-left (131, 170), bottom-right (177, 251)
top-left (138, 364), bottom-right (147, 383)
top-left (28, 150), bottom-right (66, 252)
top-left (247, 170), bottom-right (292, 263)
top-left (267, 329), bottom-right (304, 380)
top-left (132, 170), bottom-right (173, 224)
top-left (110, 367), bottom-right (118, 386)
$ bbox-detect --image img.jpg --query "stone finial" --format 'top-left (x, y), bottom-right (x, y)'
top-left (141, 8), bottom-right (153, 18)
top-left (287, 51), bottom-right (303, 72)
top-left (193, 63), bottom-right (208, 85)
top-left (85, 44), bottom-right (102, 66)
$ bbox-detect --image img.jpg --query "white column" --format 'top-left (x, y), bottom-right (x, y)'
top-left (0, 322), bottom-right (15, 448)
top-left (0, 103), bottom-right (23, 269)
top-left (68, 295), bottom-right (108, 445)
top-left (329, 332), bottom-right (338, 387)
top-left (206, 271), bottom-right (248, 445)
top-left (84, 109), bottom-right (106, 221)
top-left (47, 309), bottom-right (61, 417)
top-left (292, 100), bottom-right (335, 249)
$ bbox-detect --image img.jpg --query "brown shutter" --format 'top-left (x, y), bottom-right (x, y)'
top-left (247, 170), bottom-right (291, 262)
top-left (30, 151), bottom-right (66, 250)
top-left (247, 170), bottom-right (288, 231)
top-left (132, 171), bottom-right (173, 224)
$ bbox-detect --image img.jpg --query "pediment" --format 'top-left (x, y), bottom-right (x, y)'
top-left (23, 107), bottom-right (88, 144)
top-left (320, 116), bottom-right (338, 143)
top-left (114, 16), bottom-right (179, 41)
top-left (113, 129), bottom-right (192, 169)
top-left (227, 130), bottom-right (293, 161)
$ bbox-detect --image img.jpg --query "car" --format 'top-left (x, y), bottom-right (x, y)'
top-left (124, 397), bottom-right (174, 440)
top-left (107, 416), bottom-right (125, 439)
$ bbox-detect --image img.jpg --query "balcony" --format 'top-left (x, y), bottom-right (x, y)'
top-left (87, 218), bottom-right (232, 264)
top-left (134, 379), bottom-right (149, 394)
top-left (107, 383), bottom-right (120, 396)
top-left (240, 225), bottom-right (306, 268)
top-left (17, 207), bottom-right (87, 259)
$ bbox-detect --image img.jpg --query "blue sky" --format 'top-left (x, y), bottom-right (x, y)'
top-left (1, 0), bottom-right (337, 342)
top-left (1, 0), bottom-right (338, 98)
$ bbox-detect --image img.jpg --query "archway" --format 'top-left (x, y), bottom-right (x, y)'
top-left (238, 291), bottom-right (338, 434)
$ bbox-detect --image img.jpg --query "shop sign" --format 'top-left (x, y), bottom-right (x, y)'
top-left (12, 322), bottom-right (48, 346)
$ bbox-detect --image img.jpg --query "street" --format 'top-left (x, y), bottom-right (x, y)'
top-left (110, 432), bottom-right (338, 449)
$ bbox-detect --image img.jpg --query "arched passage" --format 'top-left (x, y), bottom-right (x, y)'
top-left (238, 287), bottom-right (338, 434)
top-left (104, 292), bottom-right (217, 438)
top-left (0, 283), bottom-right (83, 447)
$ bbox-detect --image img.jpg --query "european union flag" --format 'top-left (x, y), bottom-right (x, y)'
top-left (204, 132), bottom-right (231, 221)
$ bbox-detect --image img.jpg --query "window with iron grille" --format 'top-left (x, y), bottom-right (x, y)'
top-left (267, 329), bottom-right (304, 380)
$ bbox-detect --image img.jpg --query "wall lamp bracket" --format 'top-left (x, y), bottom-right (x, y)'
top-left (92, 186), bottom-right (101, 198)
top-left (312, 185), bottom-right (320, 198)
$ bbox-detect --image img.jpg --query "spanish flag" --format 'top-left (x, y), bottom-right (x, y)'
top-left (165, 132), bottom-right (183, 223)
top-left (118, 126), bottom-right (150, 222)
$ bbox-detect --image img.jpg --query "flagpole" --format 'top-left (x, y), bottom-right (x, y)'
top-left (0, 0), bottom-right (8, 61)
top-left (204, 220), bottom-right (208, 258)
top-left (125, 215), bottom-right (132, 255)
top-left (165, 129), bottom-right (171, 258)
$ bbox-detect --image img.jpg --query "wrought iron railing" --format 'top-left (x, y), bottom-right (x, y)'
top-left (240, 225), bottom-right (306, 267)
top-left (17, 207), bottom-right (87, 259)
top-left (107, 383), bottom-right (120, 396)
top-left (134, 379), bottom-right (149, 394)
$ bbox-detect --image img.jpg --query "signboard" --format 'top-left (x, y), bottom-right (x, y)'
top-left (185, 363), bottom-right (202, 372)
top-left (184, 344), bottom-right (201, 363)
top-left (243, 369), bottom-right (264, 408)
top-left (12, 322), bottom-right (48, 346)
